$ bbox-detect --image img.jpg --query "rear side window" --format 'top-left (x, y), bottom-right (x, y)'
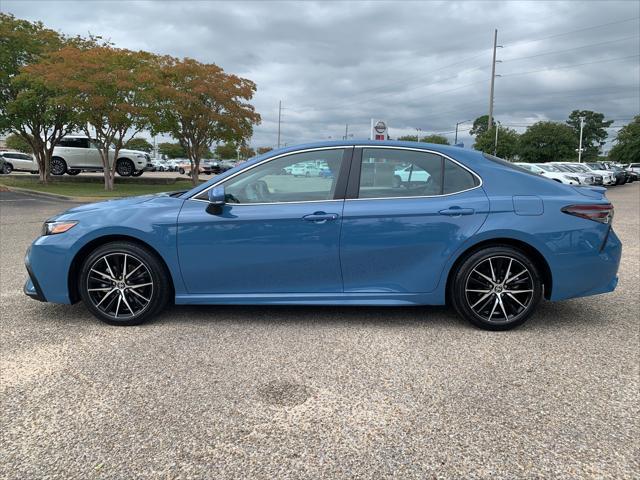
top-left (357, 148), bottom-right (479, 199)
top-left (443, 159), bottom-right (478, 194)
top-left (58, 138), bottom-right (89, 148)
top-left (358, 148), bottom-right (443, 199)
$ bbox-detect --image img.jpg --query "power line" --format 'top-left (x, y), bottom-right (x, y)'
top-left (500, 54), bottom-right (640, 77)
top-left (502, 35), bottom-right (640, 63)
top-left (502, 16), bottom-right (640, 49)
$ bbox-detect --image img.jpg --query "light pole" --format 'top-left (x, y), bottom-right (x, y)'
top-left (487, 29), bottom-right (502, 130)
top-left (577, 116), bottom-right (585, 162)
top-left (277, 100), bottom-right (282, 148)
top-left (454, 120), bottom-right (471, 144)
top-left (416, 128), bottom-right (422, 142)
top-left (493, 121), bottom-right (500, 156)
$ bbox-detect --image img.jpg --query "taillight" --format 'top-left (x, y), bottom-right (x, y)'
top-left (561, 204), bottom-right (614, 224)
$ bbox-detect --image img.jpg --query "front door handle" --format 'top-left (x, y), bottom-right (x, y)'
top-left (439, 207), bottom-right (475, 216)
top-left (302, 212), bottom-right (339, 223)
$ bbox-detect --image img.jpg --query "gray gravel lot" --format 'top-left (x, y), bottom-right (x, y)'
top-left (1, 185), bottom-right (638, 479)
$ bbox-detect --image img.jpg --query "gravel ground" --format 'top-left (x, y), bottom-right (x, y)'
top-left (1, 185), bottom-right (638, 479)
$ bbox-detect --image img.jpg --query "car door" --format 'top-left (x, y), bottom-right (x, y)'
top-left (340, 147), bottom-right (489, 293)
top-left (177, 147), bottom-right (352, 294)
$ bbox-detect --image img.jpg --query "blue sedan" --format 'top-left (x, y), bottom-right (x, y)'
top-left (24, 141), bottom-right (621, 330)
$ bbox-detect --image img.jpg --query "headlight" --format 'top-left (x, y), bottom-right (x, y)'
top-left (42, 221), bottom-right (78, 236)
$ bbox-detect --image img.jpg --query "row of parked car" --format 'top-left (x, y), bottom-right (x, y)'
top-left (515, 161), bottom-right (639, 186)
top-left (154, 159), bottom-right (237, 175)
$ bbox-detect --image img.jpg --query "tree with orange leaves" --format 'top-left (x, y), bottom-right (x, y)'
top-left (155, 57), bottom-right (261, 185)
top-left (26, 46), bottom-right (160, 190)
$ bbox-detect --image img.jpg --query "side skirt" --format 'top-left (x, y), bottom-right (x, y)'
top-left (174, 292), bottom-right (446, 306)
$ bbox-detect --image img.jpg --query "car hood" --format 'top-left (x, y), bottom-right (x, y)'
top-left (54, 193), bottom-right (170, 217)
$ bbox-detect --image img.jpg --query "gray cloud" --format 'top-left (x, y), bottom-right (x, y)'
top-left (2, 0), bottom-right (639, 151)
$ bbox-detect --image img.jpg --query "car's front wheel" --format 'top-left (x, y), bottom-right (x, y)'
top-left (79, 242), bottom-right (171, 326)
top-left (450, 246), bottom-right (543, 330)
top-left (116, 159), bottom-right (134, 177)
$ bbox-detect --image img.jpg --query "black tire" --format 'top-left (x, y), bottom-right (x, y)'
top-left (78, 241), bottom-right (171, 326)
top-left (450, 246), bottom-right (543, 331)
top-left (131, 170), bottom-right (144, 177)
top-left (50, 157), bottom-right (67, 176)
top-left (2, 163), bottom-right (13, 174)
top-left (67, 169), bottom-right (81, 176)
top-left (178, 167), bottom-right (185, 175)
top-left (116, 158), bottom-right (134, 177)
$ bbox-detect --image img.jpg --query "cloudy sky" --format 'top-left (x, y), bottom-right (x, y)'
top-left (2, 0), bottom-right (639, 151)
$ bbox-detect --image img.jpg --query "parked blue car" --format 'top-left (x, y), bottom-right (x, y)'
top-left (25, 141), bottom-right (621, 330)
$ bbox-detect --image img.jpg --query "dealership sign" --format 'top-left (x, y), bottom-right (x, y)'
top-left (371, 119), bottom-right (388, 140)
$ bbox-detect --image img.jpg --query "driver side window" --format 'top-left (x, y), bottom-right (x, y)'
top-left (219, 149), bottom-right (345, 204)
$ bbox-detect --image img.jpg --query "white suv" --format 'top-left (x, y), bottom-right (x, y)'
top-left (515, 163), bottom-right (579, 185)
top-left (0, 151), bottom-right (38, 174)
top-left (51, 136), bottom-right (152, 176)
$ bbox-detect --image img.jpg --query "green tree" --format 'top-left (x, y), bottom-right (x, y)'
top-left (158, 142), bottom-right (186, 158)
top-left (518, 121), bottom-right (576, 163)
top-left (124, 137), bottom-right (153, 153)
top-left (0, 13), bottom-right (80, 183)
top-left (215, 143), bottom-right (238, 159)
top-left (154, 57), bottom-right (260, 185)
top-left (470, 115), bottom-right (495, 137)
top-left (566, 110), bottom-right (613, 159)
top-left (473, 125), bottom-right (519, 160)
top-left (5, 132), bottom-right (32, 152)
top-left (608, 116), bottom-right (640, 164)
top-left (397, 134), bottom-right (449, 144)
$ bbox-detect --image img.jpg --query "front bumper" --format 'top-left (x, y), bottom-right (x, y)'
top-left (24, 249), bottom-right (46, 301)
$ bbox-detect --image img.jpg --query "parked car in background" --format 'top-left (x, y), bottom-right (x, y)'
top-left (550, 163), bottom-right (596, 185)
top-left (626, 163), bottom-right (640, 174)
top-left (562, 163), bottom-right (606, 186)
top-left (25, 141), bottom-right (621, 331)
top-left (602, 163), bottom-right (630, 185)
top-left (51, 136), bottom-right (153, 177)
top-left (0, 151), bottom-right (38, 174)
top-left (582, 162), bottom-right (616, 185)
top-left (514, 163), bottom-right (578, 184)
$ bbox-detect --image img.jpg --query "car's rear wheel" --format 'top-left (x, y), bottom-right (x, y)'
top-left (2, 163), bottom-right (13, 174)
top-left (116, 159), bottom-right (134, 177)
top-left (50, 157), bottom-right (67, 176)
top-left (178, 167), bottom-right (185, 175)
top-left (79, 242), bottom-right (171, 326)
top-left (450, 246), bottom-right (543, 330)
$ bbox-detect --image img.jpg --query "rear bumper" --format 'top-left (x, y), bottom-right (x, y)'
top-left (549, 228), bottom-right (622, 301)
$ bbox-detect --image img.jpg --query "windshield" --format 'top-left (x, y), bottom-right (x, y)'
top-left (535, 163), bottom-right (558, 172)
top-left (571, 165), bottom-right (590, 173)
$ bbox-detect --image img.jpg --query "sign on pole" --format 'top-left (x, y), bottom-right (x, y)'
top-left (372, 120), bottom-right (387, 140)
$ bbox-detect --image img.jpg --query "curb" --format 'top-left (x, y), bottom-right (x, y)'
top-left (0, 185), bottom-right (120, 202)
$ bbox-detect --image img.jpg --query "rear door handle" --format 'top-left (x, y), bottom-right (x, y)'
top-left (302, 212), bottom-right (339, 223)
top-left (439, 207), bottom-right (475, 216)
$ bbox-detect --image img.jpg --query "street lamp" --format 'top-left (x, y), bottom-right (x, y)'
top-left (416, 128), bottom-right (422, 142)
top-left (576, 116), bottom-right (585, 162)
top-left (455, 120), bottom-right (471, 144)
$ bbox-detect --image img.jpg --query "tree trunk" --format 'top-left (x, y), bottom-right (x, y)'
top-left (191, 156), bottom-right (201, 185)
top-left (100, 148), bottom-right (114, 191)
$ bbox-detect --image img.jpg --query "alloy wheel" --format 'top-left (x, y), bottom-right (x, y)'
top-left (50, 158), bottom-right (66, 175)
top-left (464, 255), bottom-right (534, 324)
top-left (86, 252), bottom-right (153, 319)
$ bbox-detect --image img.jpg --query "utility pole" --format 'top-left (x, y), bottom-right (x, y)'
top-left (454, 120), bottom-right (471, 144)
top-left (577, 116), bottom-right (585, 162)
top-left (344, 124), bottom-right (349, 140)
top-left (494, 122), bottom-right (499, 156)
top-left (488, 29), bottom-right (501, 130)
top-left (416, 128), bottom-right (422, 142)
top-left (277, 100), bottom-right (282, 149)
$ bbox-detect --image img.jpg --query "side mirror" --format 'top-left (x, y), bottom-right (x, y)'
top-left (206, 185), bottom-right (225, 215)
